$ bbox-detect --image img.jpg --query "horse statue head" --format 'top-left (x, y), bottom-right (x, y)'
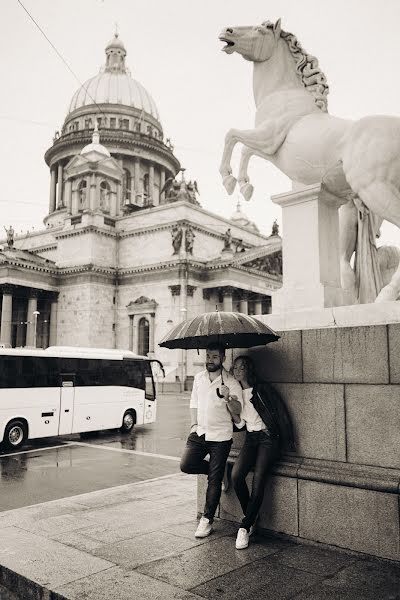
top-left (219, 20), bottom-right (282, 63)
top-left (220, 19), bottom-right (328, 113)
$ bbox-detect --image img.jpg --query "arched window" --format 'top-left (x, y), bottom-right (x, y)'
top-left (100, 181), bottom-right (111, 213)
top-left (78, 179), bottom-right (87, 211)
top-left (123, 168), bottom-right (132, 203)
top-left (138, 317), bottom-right (149, 356)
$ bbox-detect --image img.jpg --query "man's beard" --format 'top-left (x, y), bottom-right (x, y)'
top-left (206, 363), bottom-right (221, 372)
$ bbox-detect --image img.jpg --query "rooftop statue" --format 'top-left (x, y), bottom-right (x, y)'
top-left (4, 225), bottom-right (14, 248)
top-left (219, 20), bottom-right (400, 302)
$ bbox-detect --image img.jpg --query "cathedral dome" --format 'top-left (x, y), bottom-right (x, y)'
top-left (230, 199), bottom-right (259, 232)
top-left (67, 34), bottom-right (160, 122)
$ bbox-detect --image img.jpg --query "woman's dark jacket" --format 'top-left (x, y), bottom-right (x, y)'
top-left (243, 383), bottom-right (296, 453)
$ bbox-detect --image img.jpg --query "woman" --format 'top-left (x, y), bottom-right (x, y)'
top-left (228, 355), bottom-right (295, 550)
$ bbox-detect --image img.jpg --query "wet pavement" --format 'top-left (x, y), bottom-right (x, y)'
top-left (0, 393), bottom-right (190, 511)
top-left (0, 473), bottom-right (399, 600)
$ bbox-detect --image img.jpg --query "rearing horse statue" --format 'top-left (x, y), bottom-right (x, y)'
top-left (219, 20), bottom-right (400, 303)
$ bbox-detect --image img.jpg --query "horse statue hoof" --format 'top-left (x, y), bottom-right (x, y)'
top-left (223, 175), bottom-right (237, 195)
top-left (240, 183), bottom-right (254, 201)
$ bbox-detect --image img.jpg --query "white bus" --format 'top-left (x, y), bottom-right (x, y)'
top-left (0, 346), bottom-right (164, 450)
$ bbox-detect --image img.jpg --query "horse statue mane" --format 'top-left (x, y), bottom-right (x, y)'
top-left (263, 21), bottom-right (329, 112)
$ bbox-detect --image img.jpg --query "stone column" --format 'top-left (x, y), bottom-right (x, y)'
top-left (64, 179), bottom-right (72, 214)
top-left (89, 174), bottom-right (96, 211)
top-left (56, 163), bottom-right (64, 208)
top-left (134, 159), bottom-right (141, 204)
top-left (149, 164), bottom-right (154, 206)
top-left (254, 297), bottom-right (263, 315)
top-left (116, 182), bottom-right (121, 216)
top-left (49, 168), bottom-right (57, 213)
top-left (49, 295), bottom-right (58, 346)
top-left (26, 291), bottom-right (39, 348)
top-left (222, 287), bottom-right (234, 312)
top-left (130, 315), bottom-right (136, 352)
top-left (239, 292), bottom-right (248, 315)
top-left (149, 313), bottom-right (155, 353)
top-left (160, 169), bottom-right (166, 204)
top-left (272, 184), bottom-right (344, 312)
top-left (110, 191), bottom-right (117, 217)
top-left (0, 287), bottom-right (13, 347)
top-left (71, 185), bottom-right (79, 215)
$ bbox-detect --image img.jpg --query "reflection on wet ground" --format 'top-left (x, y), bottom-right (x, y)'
top-left (0, 394), bottom-right (191, 511)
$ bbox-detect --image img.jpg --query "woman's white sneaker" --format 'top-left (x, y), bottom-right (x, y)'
top-left (236, 527), bottom-right (250, 549)
top-left (195, 516), bottom-right (213, 538)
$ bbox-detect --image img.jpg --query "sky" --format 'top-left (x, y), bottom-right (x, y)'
top-left (1, 0), bottom-right (400, 245)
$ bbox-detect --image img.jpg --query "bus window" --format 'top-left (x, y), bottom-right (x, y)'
top-left (101, 361), bottom-right (129, 387)
top-left (0, 356), bottom-right (18, 388)
top-left (143, 362), bottom-right (155, 400)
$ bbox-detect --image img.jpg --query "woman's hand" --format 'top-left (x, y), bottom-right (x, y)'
top-left (226, 394), bottom-right (241, 414)
top-left (220, 384), bottom-right (230, 399)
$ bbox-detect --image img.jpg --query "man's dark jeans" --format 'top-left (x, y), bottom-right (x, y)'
top-left (180, 432), bottom-right (232, 522)
top-left (231, 430), bottom-right (280, 531)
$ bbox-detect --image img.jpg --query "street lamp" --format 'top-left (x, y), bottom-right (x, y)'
top-left (32, 311), bottom-right (40, 348)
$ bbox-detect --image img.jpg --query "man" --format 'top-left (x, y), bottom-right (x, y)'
top-left (180, 344), bottom-right (242, 538)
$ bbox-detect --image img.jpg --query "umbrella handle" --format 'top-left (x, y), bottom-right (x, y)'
top-left (216, 370), bottom-right (225, 398)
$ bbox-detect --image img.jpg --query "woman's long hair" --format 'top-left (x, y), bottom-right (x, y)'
top-left (232, 355), bottom-right (258, 387)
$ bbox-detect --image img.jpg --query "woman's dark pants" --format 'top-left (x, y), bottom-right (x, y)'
top-left (232, 430), bottom-right (279, 531)
top-left (180, 432), bottom-right (232, 522)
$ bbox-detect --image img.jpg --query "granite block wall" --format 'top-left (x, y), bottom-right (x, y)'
top-left (200, 324), bottom-right (400, 560)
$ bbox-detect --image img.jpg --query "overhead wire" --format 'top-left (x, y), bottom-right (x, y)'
top-left (16, 0), bottom-right (108, 122)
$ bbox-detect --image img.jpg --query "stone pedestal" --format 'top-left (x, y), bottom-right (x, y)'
top-left (204, 310), bottom-right (400, 561)
top-left (272, 184), bottom-right (345, 312)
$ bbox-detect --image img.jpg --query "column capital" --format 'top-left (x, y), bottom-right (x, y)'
top-left (28, 289), bottom-right (40, 299)
top-left (186, 285), bottom-right (197, 297)
top-left (169, 284), bottom-right (181, 297)
top-left (1, 284), bottom-right (15, 296)
top-left (48, 291), bottom-right (59, 303)
top-left (239, 289), bottom-right (252, 300)
top-left (220, 286), bottom-right (236, 297)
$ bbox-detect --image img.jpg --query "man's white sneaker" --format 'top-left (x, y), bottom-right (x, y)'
top-left (236, 527), bottom-right (250, 549)
top-left (195, 516), bottom-right (213, 538)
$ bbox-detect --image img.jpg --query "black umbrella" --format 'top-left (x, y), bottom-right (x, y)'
top-left (159, 311), bottom-right (279, 350)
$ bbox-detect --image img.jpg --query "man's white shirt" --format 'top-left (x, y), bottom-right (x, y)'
top-left (190, 368), bottom-right (243, 441)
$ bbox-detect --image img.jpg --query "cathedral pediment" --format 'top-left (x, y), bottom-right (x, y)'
top-left (240, 250), bottom-right (282, 275)
top-left (206, 237), bottom-right (282, 277)
top-left (65, 153), bottom-right (123, 181)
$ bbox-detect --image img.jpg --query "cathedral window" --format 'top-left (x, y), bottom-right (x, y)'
top-left (84, 118), bottom-right (92, 129)
top-left (135, 121), bottom-right (141, 132)
top-left (110, 117), bottom-right (116, 128)
top-left (123, 168), bottom-right (132, 203)
top-left (78, 179), bottom-right (87, 211)
top-left (100, 180), bottom-right (111, 214)
top-left (120, 118), bottom-right (129, 130)
top-left (138, 317), bottom-right (150, 356)
top-left (97, 117), bottom-right (102, 128)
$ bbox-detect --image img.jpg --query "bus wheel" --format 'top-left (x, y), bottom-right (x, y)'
top-left (4, 420), bottom-right (27, 450)
top-left (120, 410), bottom-right (135, 433)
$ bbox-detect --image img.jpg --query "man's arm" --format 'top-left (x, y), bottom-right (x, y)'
top-left (189, 375), bottom-right (199, 433)
top-left (190, 408), bottom-right (198, 432)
